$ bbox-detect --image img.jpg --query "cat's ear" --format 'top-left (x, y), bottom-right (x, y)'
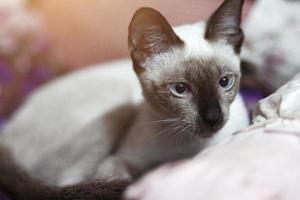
top-left (205, 0), bottom-right (244, 54)
top-left (128, 7), bottom-right (183, 71)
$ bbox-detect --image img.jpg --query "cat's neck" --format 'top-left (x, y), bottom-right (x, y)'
top-left (117, 100), bottom-right (204, 177)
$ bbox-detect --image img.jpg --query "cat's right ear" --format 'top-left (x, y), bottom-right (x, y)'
top-left (128, 7), bottom-right (183, 73)
top-left (205, 0), bottom-right (244, 54)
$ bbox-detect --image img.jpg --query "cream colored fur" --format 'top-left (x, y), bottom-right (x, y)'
top-left (0, 22), bottom-right (249, 186)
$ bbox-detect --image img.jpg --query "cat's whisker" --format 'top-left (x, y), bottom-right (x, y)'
top-left (188, 127), bottom-right (195, 141)
top-left (146, 118), bottom-right (180, 124)
top-left (157, 123), bottom-right (181, 136)
top-left (166, 126), bottom-right (182, 143)
top-left (159, 120), bottom-right (193, 142)
top-left (186, 125), bottom-right (195, 141)
top-left (174, 124), bottom-right (192, 142)
top-left (155, 120), bottom-right (184, 138)
top-left (178, 124), bottom-right (192, 136)
top-left (138, 117), bottom-right (180, 128)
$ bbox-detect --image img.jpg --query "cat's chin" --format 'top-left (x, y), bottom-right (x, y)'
top-left (195, 130), bottom-right (216, 138)
top-left (194, 124), bottom-right (225, 138)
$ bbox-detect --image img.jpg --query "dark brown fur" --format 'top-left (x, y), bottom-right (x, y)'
top-left (140, 58), bottom-right (240, 137)
top-left (205, 0), bottom-right (244, 53)
top-left (0, 145), bottom-right (131, 200)
top-left (128, 7), bottom-right (184, 74)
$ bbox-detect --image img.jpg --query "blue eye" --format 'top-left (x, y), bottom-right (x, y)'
top-left (170, 82), bottom-right (190, 97)
top-left (219, 75), bottom-right (235, 91)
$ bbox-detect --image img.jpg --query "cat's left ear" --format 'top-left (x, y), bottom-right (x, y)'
top-left (128, 7), bottom-right (183, 72)
top-left (205, 0), bottom-right (244, 54)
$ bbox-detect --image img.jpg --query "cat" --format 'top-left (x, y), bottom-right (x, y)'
top-left (0, 0), bottom-right (249, 199)
top-left (0, 145), bottom-right (130, 200)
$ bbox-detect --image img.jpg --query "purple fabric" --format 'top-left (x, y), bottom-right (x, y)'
top-left (0, 62), bottom-right (12, 84)
top-left (0, 5), bottom-right (65, 131)
top-left (0, 64), bottom-right (53, 131)
top-left (0, 191), bottom-right (9, 200)
top-left (240, 88), bottom-right (265, 118)
top-left (0, 118), bottom-right (6, 129)
top-left (21, 67), bottom-right (52, 98)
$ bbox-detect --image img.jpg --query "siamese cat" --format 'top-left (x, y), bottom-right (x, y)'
top-left (0, 0), bottom-right (248, 199)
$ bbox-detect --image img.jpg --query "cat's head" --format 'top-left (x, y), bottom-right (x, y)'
top-left (128, 0), bottom-right (244, 137)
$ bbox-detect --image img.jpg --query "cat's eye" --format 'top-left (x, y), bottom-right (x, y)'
top-left (170, 82), bottom-right (190, 97)
top-left (219, 75), bottom-right (235, 91)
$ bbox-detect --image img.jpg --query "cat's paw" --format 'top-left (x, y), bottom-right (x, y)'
top-left (95, 156), bottom-right (133, 182)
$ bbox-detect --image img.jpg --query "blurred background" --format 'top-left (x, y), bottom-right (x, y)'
top-left (0, 0), bottom-right (300, 128)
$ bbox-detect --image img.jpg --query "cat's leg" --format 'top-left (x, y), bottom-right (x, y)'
top-left (94, 156), bottom-right (135, 181)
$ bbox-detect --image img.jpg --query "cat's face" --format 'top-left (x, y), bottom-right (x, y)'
top-left (140, 56), bottom-right (240, 137)
top-left (129, 0), bottom-right (244, 137)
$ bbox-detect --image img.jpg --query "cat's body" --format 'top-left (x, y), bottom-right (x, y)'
top-left (0, 60), bottom-right (143, 185)
top-left (0, 0), bottom-right (249, 199)
top-left (0, 49), bottom-right (248, 186)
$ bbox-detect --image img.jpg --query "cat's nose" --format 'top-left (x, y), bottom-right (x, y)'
top-left (201, 106), bottom-right (222, 127)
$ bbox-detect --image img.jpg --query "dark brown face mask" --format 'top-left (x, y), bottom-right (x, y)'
top-left (205, 0), bottom-right (244, 54)
top-left (127, 0), bottom-right (244, 138)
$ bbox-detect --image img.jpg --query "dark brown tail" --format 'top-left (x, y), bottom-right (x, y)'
top-left (0, 145), bottom-right (130, 200)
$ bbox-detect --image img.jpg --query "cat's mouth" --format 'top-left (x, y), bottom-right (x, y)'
top-left (194, 129), bottom-right (216, 138)
top-left (194, 120), bottom-right (226, 138)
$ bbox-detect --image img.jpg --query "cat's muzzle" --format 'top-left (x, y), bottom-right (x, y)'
top-left (196, 106), bottom-right (225, 138)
